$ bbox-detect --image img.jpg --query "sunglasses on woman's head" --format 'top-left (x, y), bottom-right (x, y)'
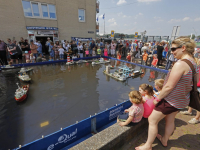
top-left (171, 45), bottom-right (182, 52)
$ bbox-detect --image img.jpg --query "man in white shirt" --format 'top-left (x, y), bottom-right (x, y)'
top-left (63, 40), bottom-right (66, 50)
top-left (110, 40), bottom-right (116, 57)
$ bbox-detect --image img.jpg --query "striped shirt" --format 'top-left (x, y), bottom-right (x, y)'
top-left (164, 59), bottom-right (199, 109)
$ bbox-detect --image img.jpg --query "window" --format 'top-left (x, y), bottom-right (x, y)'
top-left (41, 4), bottom-right (48, 17)
top-left (22, 1), bottom-right (32, 17)
top-left (78, 9), bottom-right (85, 22)
top-left (49, 5), bottom-right (56, 19)
top-left (22, 0), bottom-right (56, 19)
top-left (32, 3), bottom-right (40, 17)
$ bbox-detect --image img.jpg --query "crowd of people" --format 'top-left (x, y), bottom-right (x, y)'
top-left (1, 37), bottom-right (200, 72)
top-left (117, 36), bottom-right (200, 150)
top-left (0, 37), bottom-right (180, 70)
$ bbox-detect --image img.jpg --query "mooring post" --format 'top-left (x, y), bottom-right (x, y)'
top-left (91, 117), bottom-right (97, 134)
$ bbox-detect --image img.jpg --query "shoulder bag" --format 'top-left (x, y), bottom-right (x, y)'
top-left (182, 59), bottom-right (200, 111)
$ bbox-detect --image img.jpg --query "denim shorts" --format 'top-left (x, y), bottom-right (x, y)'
top-left (60, 54), bottom-right (64, 59)
top-left (50, 52), bottom-right (54, 57)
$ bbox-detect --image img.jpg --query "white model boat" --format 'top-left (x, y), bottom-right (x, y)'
top-left (103, 70), bottom-right (127, 81)
top-left (131, 70), bottom-right (144, 77)
top-left (92, 58), bottom-right (110, 65)
top-left (18, 67), bottom-right (33, 73)
top-left (18, 73), bottom-right (31, 82)
top-left (76, 60), bottom-right (88, 64)
top-left (66, 61), bottom-right (75, 65)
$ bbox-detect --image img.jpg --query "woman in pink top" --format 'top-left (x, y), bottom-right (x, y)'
top-left (117, 91), bottom-right (144, 126)
top-left (136, 37), bottom-right (199, 150)
top-left (139, 84), bottom-right (155, 118)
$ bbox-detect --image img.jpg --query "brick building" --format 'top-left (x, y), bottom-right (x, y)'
top-left (0, 0), bottom-right (99, 43)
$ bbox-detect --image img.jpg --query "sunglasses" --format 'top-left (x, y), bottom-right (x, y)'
top-left (171, 45), bottom-right (182, 52)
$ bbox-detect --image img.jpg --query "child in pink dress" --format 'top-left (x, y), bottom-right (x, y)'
top-left (117, 91), bottom-right (144, 126)
top-left (139, 84), bottom-right (155, 118)
top-left (85, 48), bottom-right (89, 57)
top-left (104, 48), bottom-right (108, 56)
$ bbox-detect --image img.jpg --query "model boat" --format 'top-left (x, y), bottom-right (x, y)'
top-left (1, 65), bottom-right (20, 70)
top-left (103, 70), bottom-right (127, 81)
top-left (76, 60), bottom-right (88, 64)
top-left (66, 61), bottom-right (75, 65)
top-left (18, 67), bottom-right (33, 73)
top-left (131, 70), bottom-right (144, 77)
top-left (18, 73), bottom-right (31, 82)
top-left (15, 83), bottom-right (29, 102)
top-left (92, 58), bottom-right (110, 65)
top-left (107, 65), bottom-right (115, 69)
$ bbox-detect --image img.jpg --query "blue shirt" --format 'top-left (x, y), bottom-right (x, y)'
top-left (37, 43), bottom-right (42, 52)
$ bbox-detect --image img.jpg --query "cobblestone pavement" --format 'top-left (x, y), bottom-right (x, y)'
top-left (123, 108), bottom-right (200, 150)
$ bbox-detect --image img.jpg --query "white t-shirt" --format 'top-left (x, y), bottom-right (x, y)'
top-left (77, 45), bottom-right (83, 50)
top-left (58, 48), bottom-right (64, 55)
top-left (30, 56), bottom-right (35, 61)
top-left (72, 56), bottom-right (77, 59)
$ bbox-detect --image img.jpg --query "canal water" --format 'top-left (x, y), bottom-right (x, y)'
top-left (0, 60), bottom-right (166, 150)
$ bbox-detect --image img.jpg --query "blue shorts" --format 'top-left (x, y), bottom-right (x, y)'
top-left (89, 49), bottom-right (93, 55)
top-left (60, 54), bottom-right (64, 59)
top-left (50, 51), bottom-right (54, 57)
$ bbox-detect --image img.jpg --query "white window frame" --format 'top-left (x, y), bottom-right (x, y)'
top-left (21, 0), bottom-right (57, 20)
top-left (78, 9), bottom-right (85, 22)
top-left (41, 3), bottom-right (49, 18)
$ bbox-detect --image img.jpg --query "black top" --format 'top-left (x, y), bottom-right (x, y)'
top-left (7, 43), bottom-right (17, 54)
top-left (19, 41), bottom-right (29, 51)
top-left (71, 44), bottom-right (77, 51)
top-left (157, 45), bottom-right (164, 55)
top-left (119, 44), bottom-right (123, 48)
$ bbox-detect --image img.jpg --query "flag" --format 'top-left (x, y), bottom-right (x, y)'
top-left (103, 14), bottom-right (105, 19)
top-left (96, 17), bottom-right (98, 22)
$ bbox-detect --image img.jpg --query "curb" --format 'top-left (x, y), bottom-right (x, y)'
top-left (70, 118), bottom-right (148, 150)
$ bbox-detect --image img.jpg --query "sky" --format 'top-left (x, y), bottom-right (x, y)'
top-left (97, 0), bottom-right (200, 37)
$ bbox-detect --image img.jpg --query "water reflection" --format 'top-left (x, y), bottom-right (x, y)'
top-left (0, 61), bottom-right (166, 149)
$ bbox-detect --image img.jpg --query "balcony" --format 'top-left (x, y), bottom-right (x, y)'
top-left (96, 1), bottom-right (99, 13)
top-left (96, 22), bottom-right (99, 32)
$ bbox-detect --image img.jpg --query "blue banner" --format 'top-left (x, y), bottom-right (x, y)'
top-left (71, 37), bottom-right (92, 41)
top-left (14, 101), bottom-right (131, 150)
top-left (26, 26), bottom-right (58, 30)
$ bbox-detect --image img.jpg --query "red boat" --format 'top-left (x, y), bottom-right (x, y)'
top-left (15, 84), bottom-right (29, 102)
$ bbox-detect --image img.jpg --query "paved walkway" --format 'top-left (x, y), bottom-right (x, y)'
top-left (120, 108), bottom-right (200, 150)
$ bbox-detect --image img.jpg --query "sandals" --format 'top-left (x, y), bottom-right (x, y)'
top-left (156, 134), bottom-right (167, 147)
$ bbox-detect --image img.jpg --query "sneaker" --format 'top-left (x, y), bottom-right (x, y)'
top-left (180, 111), bottom-right (192, 115)
top-left (188, 118), bottom-right (199, 124)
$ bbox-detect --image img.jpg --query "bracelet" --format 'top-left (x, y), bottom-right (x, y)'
top-left (155, 97), bottom-right (161, 102)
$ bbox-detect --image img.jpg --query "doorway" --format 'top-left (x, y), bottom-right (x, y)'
top-left (35, 36), bottom-right (53, 54)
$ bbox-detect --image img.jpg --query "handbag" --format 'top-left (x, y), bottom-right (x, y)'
top-left (117, 112), bottom-right (129, 122)
top-left (182, 59), bottom-right (200, 111)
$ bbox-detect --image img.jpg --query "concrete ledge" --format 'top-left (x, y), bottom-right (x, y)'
top-left (69, 118), bottom-right (148, 150)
